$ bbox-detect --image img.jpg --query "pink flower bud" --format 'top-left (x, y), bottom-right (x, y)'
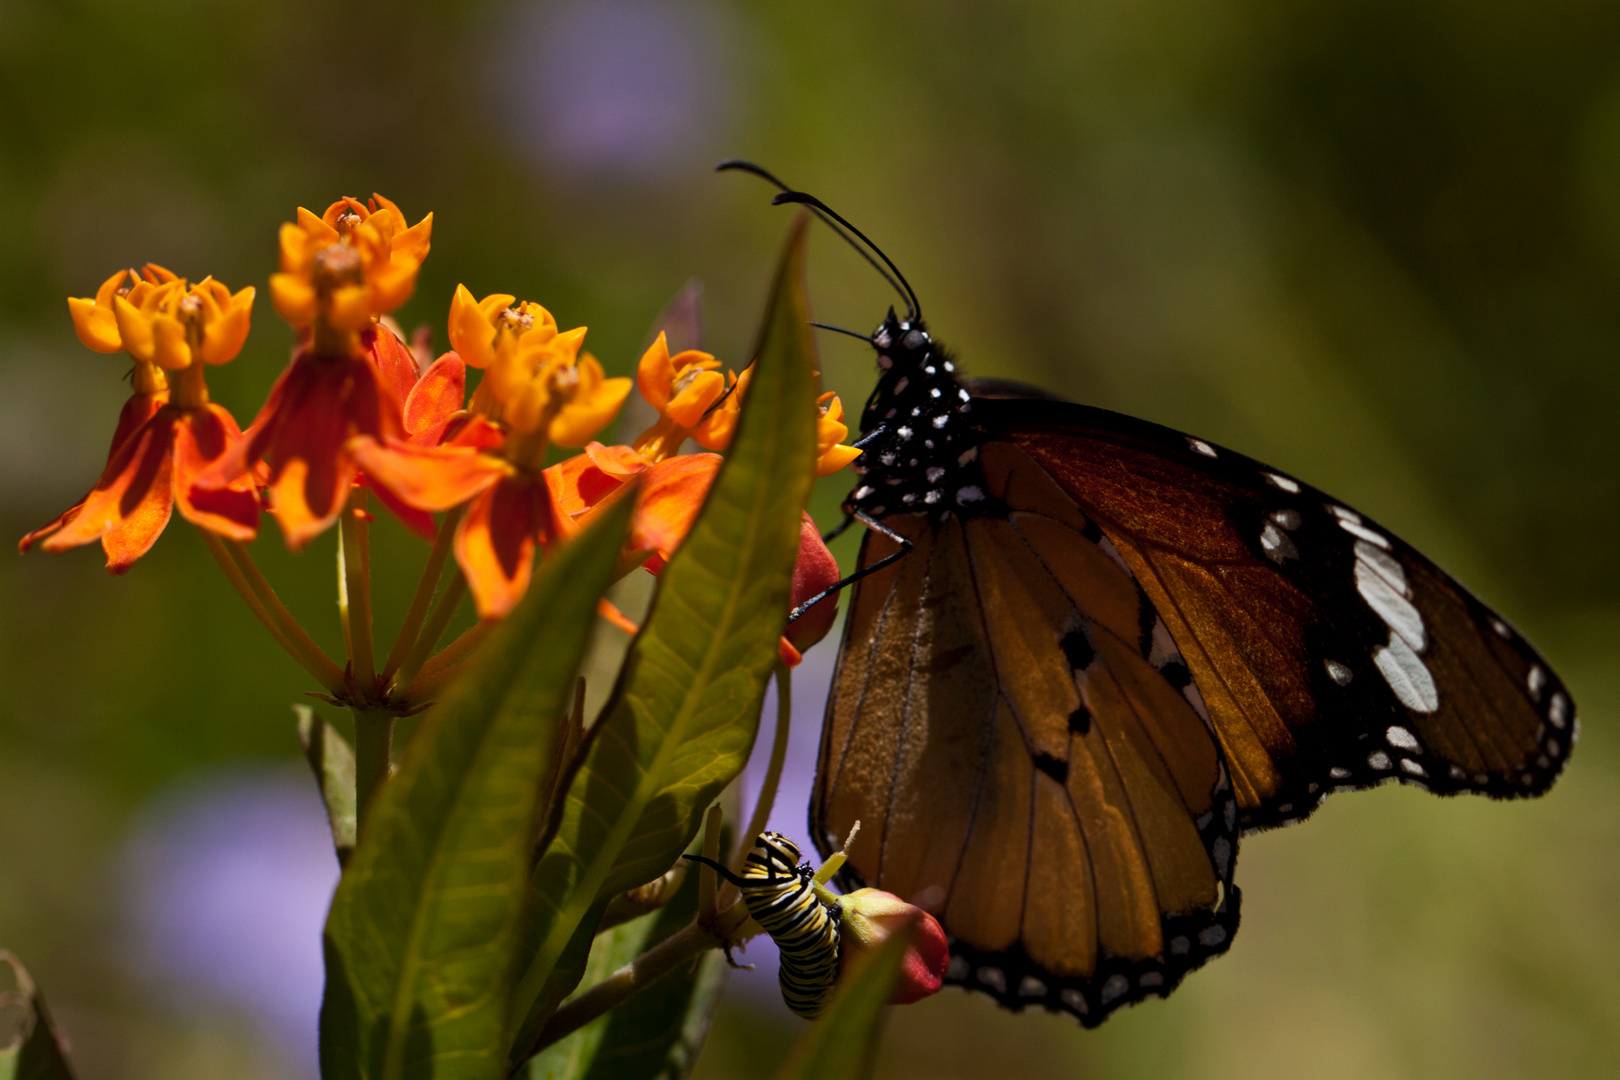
top-left (837, 888), bottom-right (950, 1004)
top-left (784, 511), bottom-right (840, 655)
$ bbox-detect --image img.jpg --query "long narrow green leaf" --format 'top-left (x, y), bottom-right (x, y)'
top-left (509, 215), bottom-right (819, 1063)
top-left (771, 927), bottom-right (913, 1080)
top-left (0, 951), bottom-right (76, 1080)
top-left (320, 494), bottom-right (636, 1080)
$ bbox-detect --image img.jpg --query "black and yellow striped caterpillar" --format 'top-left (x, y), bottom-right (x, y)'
top-left (686, 831), bottom-right (842, 1019)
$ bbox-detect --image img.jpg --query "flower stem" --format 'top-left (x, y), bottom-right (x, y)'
top-left (391, 573), bottom-right (467, 694)
top-left (338, 488), bottom-right (376, 695)
top-left (198, 528), bottom-right (346, 696)
top-left (411, 615), bottom-right (492, 683)
top-left (725, 663), bottom-right (792, 907)
top-left (353, 705), bottom-right (394, 827)
top-left (516, 901), bottom-right (755, 1069)
top-left (382, 505), bottom-right (465, 684)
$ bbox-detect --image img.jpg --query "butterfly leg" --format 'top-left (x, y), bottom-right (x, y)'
top-left (788, 512), bottom-right (913, 624)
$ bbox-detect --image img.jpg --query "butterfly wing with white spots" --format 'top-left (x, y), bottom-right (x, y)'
top-left (993, 397), bottom-right (1574, 833)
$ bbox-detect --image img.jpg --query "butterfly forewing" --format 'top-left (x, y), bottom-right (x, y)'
top-left (992, 398), bottom-right (1574, 831)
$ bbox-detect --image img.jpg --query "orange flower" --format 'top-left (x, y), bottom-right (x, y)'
top-left (208, 325), bottom-right (410, 550)
top-left (353, 296), bottom-right (631, 617)
top-left (631, 333), bottom-right (751, 461)
top-left (22, 271), bottom-right (260, 572)
top-left (269, 194), bottom-right (431, 352)
top-left (203, 194), bottom-right (434, 549)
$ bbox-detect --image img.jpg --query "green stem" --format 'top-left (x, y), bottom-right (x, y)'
top-left (514, 902), bottom-right (754, 1071)
top-left (391, 573), bottom-right (468, 694)
top-left (353, 705), bottom-right (394, 827)
top-left (381, 504), bottom-right (465, 684)
top-left (199, 529), bottom-right (346, 696)
top-left (722, 664), bottom-right (791, 909)
top-left (408, 615), bottom-right (489, 693)
top-left (338, 488), bottom-right (375, 696)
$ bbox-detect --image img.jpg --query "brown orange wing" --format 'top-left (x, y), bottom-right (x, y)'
top-left (980, 397), bottom-right (1573, 831)
top-left (813, 447), bottom-right (1241, 1026)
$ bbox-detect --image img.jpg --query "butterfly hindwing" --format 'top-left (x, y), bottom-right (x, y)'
top-left (815, 458), bottom-right (1242, 1026)
top-left (988, 397), bottom-right (1574, 832)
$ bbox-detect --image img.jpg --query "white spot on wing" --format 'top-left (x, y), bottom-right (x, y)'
top-left (1374, 635), bottom-right (1440, 713)
top-left (1355, 549), bottom-right (1425, 651)
top-left (1265, 473), bottom-right (1301, 493)
top-left (1325, 659), bottom-right (1353, 685)
top-left (1101, 974), bottom-right (1129, 1003)
top-left (1339, 518), bottom-right (1392, 549)
top-left (1550, 692), bottom-right (1570, 729)
top-left (1400, 758), bottom-right (1427, 777)
top-left (1329, 766), bottom-right (1351, 779)
top-left (1368, 750), bottom-right (1393, 770)
top-left (1019, 976), bottom-right (1047, 998)
top-left (1198, 925), bottom-right (1227, 947)
top-left (1527, 665), bottom-right (1547, 701)
top-left (1270, 509), bottom-right (1302, 531)
top-left (977, 967), bottom-right (1006, 993)
top-left (1260, 522), bottom-right (1299, 563)
top-left (1492, 618), bottom-right (1511, 639)
top-left (1386, 725), bottom-right (1421, 752)
top-left (1188, 437), bottom-right (1217, 457)
top-left (956, 485), bottom-right (985, 504)
top-left (1060, 988), bottom-right (1088, 1014)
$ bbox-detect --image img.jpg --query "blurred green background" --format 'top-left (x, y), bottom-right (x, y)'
top-left (2, 0), bottom-right (1618, 1077)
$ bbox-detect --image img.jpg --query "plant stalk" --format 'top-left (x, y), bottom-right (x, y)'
top-left (338, 488), bottom-right (376, 695)
top-left (381, 504), bottom-right (465, 683)
top-left (198, 529), bottom-right (346, 696)
top-left (353, 705), bottom-right (394, 827)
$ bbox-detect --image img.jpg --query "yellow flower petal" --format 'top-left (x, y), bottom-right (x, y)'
top-left (665, 368), bottom-right (725, 427)
top-left (68, 296), bottom-right (124, 353)
top-left (270, 273), bottom-right (318, 325)
top-left (815, 443), bottom-right (863, 477)
top-left (449, 284), bottom-right (497, 369)
top-left (393, 210), bottom-right (433, 266)
top-left (150, 313), bottom-right (192, 370)
top-left (93, 269), bottom-right (130, 309)
top-left (327, 284), bottom-right (373, 332)
top-left (550, 376), bottom-right (631, 447)
top-left (636, 332), bottom-right (675, 412)
top-left (199, 286), bottom-right (254, 365)
top-left (113, 294), bottom-right (155, 362)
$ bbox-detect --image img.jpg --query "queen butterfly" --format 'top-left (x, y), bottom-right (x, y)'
top-left (720, 161), bottom-right (1575, 1027)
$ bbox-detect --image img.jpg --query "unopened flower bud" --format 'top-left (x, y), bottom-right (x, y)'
top-left (837, 888), bottom-right (950, 1005)
top-left (785, 512), bottom-right (840, 654)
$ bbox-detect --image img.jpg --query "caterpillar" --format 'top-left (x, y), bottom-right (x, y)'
top-left (686, 831), bottom-right (842, 1019)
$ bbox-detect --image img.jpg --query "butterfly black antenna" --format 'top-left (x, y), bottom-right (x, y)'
top-left (808, 320), bottom-right (875, 343)
top-left (769, 190), bottom-right (921, 323)
top-left (717, 159), bottom-right (919, 322)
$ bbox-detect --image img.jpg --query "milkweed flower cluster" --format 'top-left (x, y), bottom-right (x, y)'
top-left (22, 192), bottom-right (861, 698)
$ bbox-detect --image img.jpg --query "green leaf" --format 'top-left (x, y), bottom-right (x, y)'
top-left (295, 704), bottom-right (358, 865)
top-left (771, 926), bottom-right (912, 1080)
top-left (526, 854), bottom-right (726, 1080)
top-left (319, 494), bottom-right (636, 1080)
top-left (509, 215), bottom-right (819, 1063)
top-left (0, 951), bottom-right (76, 1080)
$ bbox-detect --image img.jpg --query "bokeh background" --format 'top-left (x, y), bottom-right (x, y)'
top-left (2, 1), bottom-right (1618, 1077)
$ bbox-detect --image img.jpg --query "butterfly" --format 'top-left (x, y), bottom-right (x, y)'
top-left (719, 161), bottom-right (1576, 1027)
